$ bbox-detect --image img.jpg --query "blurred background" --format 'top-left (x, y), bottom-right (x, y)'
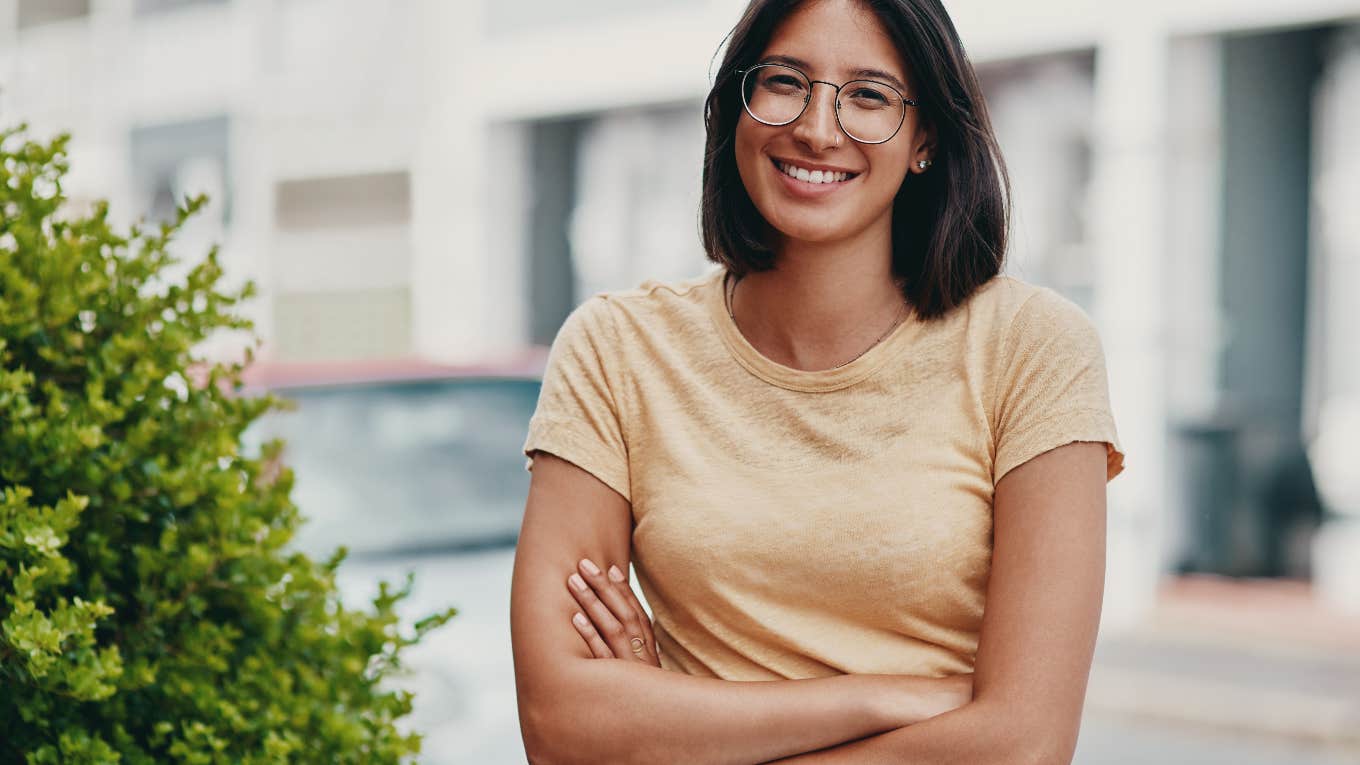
top-left (2, 0), bottom-right (1358, 762)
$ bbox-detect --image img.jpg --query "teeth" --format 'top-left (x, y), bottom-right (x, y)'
top-left (777, 161), bottom-right (851, 184)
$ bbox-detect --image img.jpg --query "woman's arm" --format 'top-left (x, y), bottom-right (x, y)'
top-left (759, 441), bottom-right (1111, 764)
top-left (512, 452), bottom-right (962, 765)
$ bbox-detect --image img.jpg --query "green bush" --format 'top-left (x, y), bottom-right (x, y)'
top-left (0, 124), bottom-right (455, 764)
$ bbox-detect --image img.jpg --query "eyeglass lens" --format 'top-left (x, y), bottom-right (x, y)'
top-left (741, 64), bottom-right (905, 144)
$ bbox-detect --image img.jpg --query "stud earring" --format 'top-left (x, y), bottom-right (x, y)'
top-left (917, 159), bottom-right (932, 170)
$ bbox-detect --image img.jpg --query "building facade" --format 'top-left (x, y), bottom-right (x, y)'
top-left (3, 0), bottom-right (1358, 623)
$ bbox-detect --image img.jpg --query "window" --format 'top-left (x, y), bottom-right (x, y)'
top-left (978, 52), bottom-right (1098, 311)
top-left (17, 0), bottom-right (90, 29)
top-left (275, 171), bottom-right (410, 230)
top-left (128, 115), bottom-right (231, 227)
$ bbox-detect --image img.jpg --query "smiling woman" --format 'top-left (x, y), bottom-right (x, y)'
top-left (510, 1), bottom-right (1124, 764)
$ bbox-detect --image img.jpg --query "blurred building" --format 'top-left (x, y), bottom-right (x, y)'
top-left (2, 0), bottom-right (1358, 623)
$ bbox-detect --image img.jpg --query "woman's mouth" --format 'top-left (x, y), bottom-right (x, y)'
top-left (770, 158), bottom-right (859, 197)
top-left (772, 159), bottom-right (857, 184)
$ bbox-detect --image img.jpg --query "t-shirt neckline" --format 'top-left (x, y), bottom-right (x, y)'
top-left (704, 268), bottom-right (920, 393)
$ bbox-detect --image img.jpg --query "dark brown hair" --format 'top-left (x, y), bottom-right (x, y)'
top-left (699, 0), bottom-right (1010, 320)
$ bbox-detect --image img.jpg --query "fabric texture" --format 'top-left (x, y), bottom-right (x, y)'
top-left (522, 267), bottom-right (1124, 680)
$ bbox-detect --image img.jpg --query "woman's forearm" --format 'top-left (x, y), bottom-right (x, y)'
top-left (521, 661), bottom-right (954, 765)
top-left (758, 699), bottom-right (1050, 765)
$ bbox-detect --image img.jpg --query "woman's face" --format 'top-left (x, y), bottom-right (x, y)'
top-left (734, 0), bottom-right (932, 248)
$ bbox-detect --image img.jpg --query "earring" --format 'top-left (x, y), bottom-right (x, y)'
top-left (917, 159), bottom-right (932, 170)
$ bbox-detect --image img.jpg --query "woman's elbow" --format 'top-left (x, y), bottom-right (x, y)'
top-left (520, 694), bottom-right (571, 765)
top-left (519, 680), bottom-right (634, 765)
top-left (1009, 721), bottom-right (1080, 765)
top-left (519, 684), bottom-right (583, 765)
top-left (1034, 731), bottom-right (1080, 765)
top-left (968, 702), bottom-right (1079, 765)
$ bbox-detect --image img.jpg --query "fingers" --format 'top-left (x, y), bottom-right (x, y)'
top-left (567, 569), bottom-right (626, 657)
top-left (567, 558), bottom-right (657, 666)
top-left (609, 564), bottom-right (659, 665)
top-left (596, 562), bottom-right (660, 667)
top-left (571, 611), bottom-right (615, 659)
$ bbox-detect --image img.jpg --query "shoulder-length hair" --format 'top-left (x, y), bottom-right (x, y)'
top-left (699, 0), bottom-right (1010, 321)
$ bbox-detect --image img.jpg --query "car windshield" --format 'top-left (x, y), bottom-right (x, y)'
top-left (243, 377), bottom-right (540, 558)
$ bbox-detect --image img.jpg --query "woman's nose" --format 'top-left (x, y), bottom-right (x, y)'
top-left (791, 83), bottom-right (842, 152)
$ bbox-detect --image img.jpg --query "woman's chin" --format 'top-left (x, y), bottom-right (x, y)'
top-left (766, 217), bottom-right (858, 246)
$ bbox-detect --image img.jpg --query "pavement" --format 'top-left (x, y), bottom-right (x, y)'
top-left (1083, 575), bottom-right (1360, 753)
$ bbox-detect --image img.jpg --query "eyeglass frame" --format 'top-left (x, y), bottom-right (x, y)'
top-left (734, 62), bottom-right (920, 145)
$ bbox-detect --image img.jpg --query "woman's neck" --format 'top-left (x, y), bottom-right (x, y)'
top-left (730, 224), bottom-right (905, 372)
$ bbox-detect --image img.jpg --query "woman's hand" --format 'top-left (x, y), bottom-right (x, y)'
top-left (566, 558), bottom-right (661, 668)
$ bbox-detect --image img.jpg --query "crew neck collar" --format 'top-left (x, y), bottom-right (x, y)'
top-left (704, 268), bottom-right (919, 393)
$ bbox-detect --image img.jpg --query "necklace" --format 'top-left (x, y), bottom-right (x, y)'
top-left (724, 272), bottom-right (908, 371)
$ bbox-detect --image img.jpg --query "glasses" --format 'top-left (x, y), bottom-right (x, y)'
top-left (737, 62), bottom-right (917, 145)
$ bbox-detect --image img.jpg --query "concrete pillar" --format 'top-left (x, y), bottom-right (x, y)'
top-left (1308, 25), bottom-right (1360, 614)
top-left (1161, 35), bottom-right (1226, 575)
top-left (217, 0), bottom-right (274, 362)
top-left (88, 0), bottom-right (134, 227)
top-left (412, 0), bottom-right (523, 363)
top-left (1088, 24), bottom-right (1171, 629)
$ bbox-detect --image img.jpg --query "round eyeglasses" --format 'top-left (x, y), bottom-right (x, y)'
top-left (737, 63), bottom-right (917, 145)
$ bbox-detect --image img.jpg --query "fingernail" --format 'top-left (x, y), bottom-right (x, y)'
top-left (608, 565), bottom-right (625, 582)
top-left (580, 558), bottom-right (601, 576)
top-left (569, 573), bottom-right (587, 591)
top-left (572, 612), bottom-right (588, 628)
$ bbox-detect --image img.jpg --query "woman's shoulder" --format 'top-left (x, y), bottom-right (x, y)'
top-left (584, 268), bottom-right (723, 335)
top-left (594, 268), bottom-right (721, 306)
top-left (962, 273), bottom-right (1096, 339)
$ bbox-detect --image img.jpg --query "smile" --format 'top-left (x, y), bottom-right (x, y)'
top-left (772, 159), bottom-right (858, 185)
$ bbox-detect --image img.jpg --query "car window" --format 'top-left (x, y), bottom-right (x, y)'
top-left (243, 377), bottom-right (541, 558)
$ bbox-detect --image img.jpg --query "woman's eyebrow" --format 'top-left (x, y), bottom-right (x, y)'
top-left (850, 67), bottom-right (909, 94)
top-left (761, 53), bottom-right (909, 94)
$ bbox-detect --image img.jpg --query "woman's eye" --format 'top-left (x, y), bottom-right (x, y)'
top-left (849, 88), bottom-right (890, 105)
top-left (763, 76), bottom-right (805, 92)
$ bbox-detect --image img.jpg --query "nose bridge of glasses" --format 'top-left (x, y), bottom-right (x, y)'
top-left (802, 79), bottom-right (842, 123)
top-left (807, 79), bottom-right (841, 107)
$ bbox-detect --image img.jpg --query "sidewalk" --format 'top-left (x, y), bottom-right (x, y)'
top-left (1084, 576), bottom-right (1360, 749)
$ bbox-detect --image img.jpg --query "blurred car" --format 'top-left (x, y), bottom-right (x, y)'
top-left (239, 355), bottom-right (545, 764)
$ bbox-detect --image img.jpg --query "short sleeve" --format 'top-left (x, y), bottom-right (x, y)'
top-left (522, 296), bottom-right (631, 501)
top-left (992, 289), bottom-right (1125, 485)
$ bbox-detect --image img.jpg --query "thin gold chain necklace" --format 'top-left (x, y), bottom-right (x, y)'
top-left (724, 272), bottom-right (908, 371)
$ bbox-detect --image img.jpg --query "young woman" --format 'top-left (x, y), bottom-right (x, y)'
top-left (510, 0), bottom-right (1125, 762)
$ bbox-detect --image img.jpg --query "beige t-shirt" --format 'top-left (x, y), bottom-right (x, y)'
top-left (522, 267), bottom-right (1124, 680)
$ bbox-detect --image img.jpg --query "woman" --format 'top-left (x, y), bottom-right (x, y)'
top-left (510, 0), bottom-right (1125, 762)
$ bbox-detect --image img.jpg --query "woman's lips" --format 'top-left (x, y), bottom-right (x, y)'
top-left (770, 157), bottom-right (858, 198)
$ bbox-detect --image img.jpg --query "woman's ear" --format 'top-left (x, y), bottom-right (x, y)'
top-left (912, 119), bottom-right (938, 173)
